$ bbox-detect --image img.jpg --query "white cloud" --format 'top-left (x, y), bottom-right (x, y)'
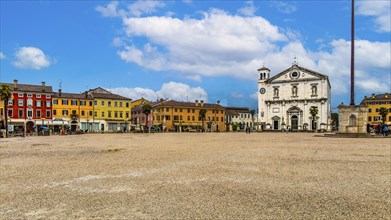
top-left (0, 52), bottom-right (5, 60)
top-left (118, 9), bottom-right (286, 79)
top-left (96, 1), bottom-right (165, 18)
top-left (95, 1), bottom-right (121, 17)
top-left (183, 0), bottom-right (192, 4)
top-left (128, 0), bottom-right (165, 17)
top-left (13, 47), bottom-right (52, 70)
top-left (356, 0), bottom-right (391, 32)
top-left (108, 81), bottom-right (208, 102)
top-left (230, 92), bottom-right (245, 98)
top-left (271, 1), bottom-right (297, 14)
top-left (238, 1), bottom-right (256, 17)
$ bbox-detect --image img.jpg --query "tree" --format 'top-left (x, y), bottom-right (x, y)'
top-left (250, 109), bottom-right (256, 130)
top-left (331, 112), bottom-right (339, 131)
top-left (379, 107), bottom-right (389, 124)
top-left (0, 84), bottom-right (12, 138)
top-left (199, 109), bottom-right (207, 132)
top-left (142, 103), bottom-right (152, 133)
top-left (309, 106), bottom-right (318, 130)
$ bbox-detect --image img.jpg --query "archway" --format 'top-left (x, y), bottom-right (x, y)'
top-left (291, 115), bottom-right (298, 130)
top-left (26, 121), bottom-right (34, 133)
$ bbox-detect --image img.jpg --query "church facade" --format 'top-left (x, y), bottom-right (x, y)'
top-left (257, 64), bottom-right (331, 131)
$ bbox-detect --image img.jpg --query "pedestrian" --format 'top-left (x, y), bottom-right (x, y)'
top-left (383, 124), bottom-right (389, 136)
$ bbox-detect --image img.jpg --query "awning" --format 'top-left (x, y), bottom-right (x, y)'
top-left (173, 122), bottom-right (202, 126)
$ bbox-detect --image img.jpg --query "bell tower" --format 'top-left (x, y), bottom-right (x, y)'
top-left (257, 66), bottom-right (270, 130)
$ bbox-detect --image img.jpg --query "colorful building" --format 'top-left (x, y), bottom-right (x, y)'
top-left (131, 101), bottom-right (154, 130)
top-left (360, 93), bottom-right (391, 126)
top-left (151, 100), bottom-right (226, 132)
top-left (52, 90), bottom-right (94, 133)
top-left (1, 80), bottom-right (53, 134)
top-left (84, 88), bottom-right (132, 132)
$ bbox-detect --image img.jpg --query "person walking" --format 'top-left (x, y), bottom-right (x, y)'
top-left (383, 124), bottom-right (389, 136)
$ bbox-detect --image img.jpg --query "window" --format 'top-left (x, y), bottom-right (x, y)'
top-left (376, 108), bottom-right (379, 112)
top-left (188, 116), bottom-right (190, 121)
top-left (18, 109), bottom-right (24, 117)
top-left (114, 102), bottom-right (118, 107)
top-left (126, 102), bottom-right (129, 108)
top-left (8, 100), bottom-right (13, 106)
top-left (27, 99), bottom-right (33, 106)
top-left (94, 101), bottom-right (97, 106)
top-left (36, 100), bottom-right (42, 107)
top-left (46, 101), bottom-right (51, 107)
top-left (52, 110), bottom-right (56, 116)
top-left (37, 94), bottom-right (41, 98)
top-left (37, 110), bottom-right (41, 118)
top-left (80, 101), bottom-right (86, 106)
top-left (53, 99), bottom-right (58, 105)
top-left (18, 100), bottom-right (24, 106)
top-left (46, 110), bottom-right (51, 118)
top-left (72, 110), bottom-right (76, 115)
top-left (180, 115), bottom-right (183, 120)
top-left (8, 109), bottom-right (13, 117)
top-left (349, 115), bottom-right (356, 126)
top-left (120, 102), bottom-right (123, 107)
top-left (81, 111), bottom-right (85, 116)
top-left (192, 109), bottom-right (195, 113)
top-left (192, 116), bottom-right (195, 121)
top-left (165, 115), bottom-right (171, 120)
top-left (71, 100), bottom-right (77, 105)
top-left (89, 101), bottom-right (93, 106)
top-left (46, 95), bottom-right (51, 98)
top-left (120, 112), bottom-right (123, 118)
top-left (114, 111), bottom-right (118, 118)
top-left (27, 110), bottom-right (33, 118)
top-left (94, 112), bottom-right (97, 117)
top-left (18, 93), bottom-right (23, 97)
top-left (108, 101), bottom-right (111, 107)
top-left (101, 101), bottom-right (104, 106)
top-left (368, 116), bottom-right (372, 122)
top-left (180, 108), bottom-right (182, 112)
top-left (174, 115), bottom-right (179, 121)
top-left (89, 111), bottom-right (92, 116)
top-left (62, 110), bottom-right (68, 116)
top-left (374, 116), bottom-right (381, 121)
top-left (175, 108), bottom-right (178, 112)
top-left (221, 117), bottom-right (224, 122)
top-left (62, 100), bottom-right (68, 105)
top-left (368, 108), bottom-right (372, 113)
top-left (108, 111), bottom-right (112, 118)
top-left (126, 112), bottom-right (129, 118)
top-left (27, 94), bottom-right (32, 98)
top-left (188, 109), bottom-right (190, 113)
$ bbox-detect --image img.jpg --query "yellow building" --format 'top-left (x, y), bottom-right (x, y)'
top-left (360, 93), bottom-right (391, 126)
top-left (52, 91), bottom-right (94, 132)
top-left (85, 87), bottom-right (132, 132)
top-left (152, 100), bottom-right (226, 132)
top-left (131, 98), bottom-right (149, 108)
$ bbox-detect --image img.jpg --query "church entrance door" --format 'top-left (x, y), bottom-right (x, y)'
top-left (273, 120), bottom-right (279, 130)
top-left (291, 115), bottom-right (298, 130)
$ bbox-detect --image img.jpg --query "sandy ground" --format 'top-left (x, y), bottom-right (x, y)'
top-left (0, 133), bottom-right (390, 219)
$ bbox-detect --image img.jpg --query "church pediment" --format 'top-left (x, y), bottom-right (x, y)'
top-left (267, 65), bottom-right (327, 83)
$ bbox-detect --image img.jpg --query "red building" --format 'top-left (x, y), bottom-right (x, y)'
top-left (4, 80), bottom-right (53, 133)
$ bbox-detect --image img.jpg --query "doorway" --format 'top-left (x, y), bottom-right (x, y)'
top-left (273, 120), bottom-right (279, 130)
top-left (291, 115), bottom-right (298, 130)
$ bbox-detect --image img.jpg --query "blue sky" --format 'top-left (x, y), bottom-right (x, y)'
top-left (1, 0), bottom-right (390, 111)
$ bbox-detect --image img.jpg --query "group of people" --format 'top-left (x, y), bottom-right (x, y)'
top-left (369, 123), bottom-right (389, 136)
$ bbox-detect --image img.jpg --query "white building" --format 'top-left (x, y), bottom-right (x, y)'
top-left (257, 64), bottom-right (331, 131)
top-left (225, 107), bottom-right (253, 131)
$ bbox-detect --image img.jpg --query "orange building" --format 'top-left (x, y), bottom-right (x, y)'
top-left (151, 100), bottom-right (225, 132)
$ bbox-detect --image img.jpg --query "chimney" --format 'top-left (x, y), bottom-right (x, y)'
top-left (41, 81), bottom-right (46, 91)
top-left (195, 100), bottom-right (199, 107)
top-left (13, 79), bottom-right (18, 90)
top-left (217, 100), bottom-right (220, 105)
top-left (200, 100), bottom-right (204, 107)
top-left (58, 88), bottom-right (62, 97)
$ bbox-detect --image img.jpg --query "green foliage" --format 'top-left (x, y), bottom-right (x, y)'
top-left (0, 84), bottom-right (12, 138)
top-left (379, 107), bottom-right (389, 123)
top-left (309, 106), bottom-right (318, 117)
